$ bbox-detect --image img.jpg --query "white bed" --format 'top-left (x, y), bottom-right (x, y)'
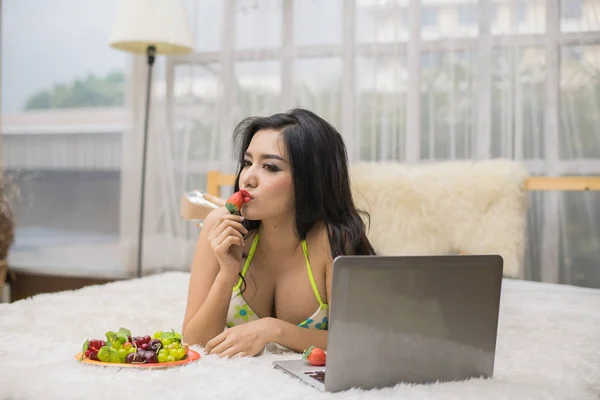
top-left (0, 272), bottom-right (598, 400)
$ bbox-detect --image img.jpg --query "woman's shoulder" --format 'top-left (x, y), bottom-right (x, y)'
top-left (308, 220), bottom-right (357, 258)
top-left (306, 221), bottom-right (334, 262)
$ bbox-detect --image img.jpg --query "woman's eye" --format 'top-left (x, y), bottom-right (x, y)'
top-left (264, 163), bottom-right (280, 172)
top-left (242, 159), bottom-right (251, 167)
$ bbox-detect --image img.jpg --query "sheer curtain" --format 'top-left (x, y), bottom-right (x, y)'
top-left (138, 0), bottom-right (600, 288)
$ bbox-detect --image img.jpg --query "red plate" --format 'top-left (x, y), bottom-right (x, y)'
top-left (75, 349), bottom-right (201, 368)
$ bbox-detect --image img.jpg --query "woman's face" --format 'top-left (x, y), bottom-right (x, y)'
top-left (238, 129), bottom-right (294, 221)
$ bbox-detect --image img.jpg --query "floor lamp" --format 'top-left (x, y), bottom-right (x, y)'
top-left (109, 0), bottom-right (194, 278)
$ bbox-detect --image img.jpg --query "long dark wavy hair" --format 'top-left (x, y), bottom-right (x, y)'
top-left (232, 108), bottom-right (376, 265)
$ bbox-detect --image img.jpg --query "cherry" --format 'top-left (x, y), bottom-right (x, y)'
top-left (148, 339), bottom-right (162, 352)
top-left (145, 351), bottom-right (158, 363)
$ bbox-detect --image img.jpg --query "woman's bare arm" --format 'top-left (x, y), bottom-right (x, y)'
top-left (267, 319), bottom-right (328, 352)
top-left (182, 207), bottom-right (242, 346)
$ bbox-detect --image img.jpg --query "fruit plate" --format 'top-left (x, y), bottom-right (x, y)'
top-left (75, 349), bottom-right (201, 369)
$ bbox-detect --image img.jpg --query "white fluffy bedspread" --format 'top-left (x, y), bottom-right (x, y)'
top-left (1, 272), bottom-right (599, 400)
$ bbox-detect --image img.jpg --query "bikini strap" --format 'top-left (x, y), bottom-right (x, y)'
top-left (233, 233), bottom-right (259, 292)
top-left (302, 240), bottom-right (327, 308)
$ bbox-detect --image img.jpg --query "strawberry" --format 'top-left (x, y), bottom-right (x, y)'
top-left (302, 345), bottom-right (326, 366)
top-left (225, 190), bottom-right (251, 214)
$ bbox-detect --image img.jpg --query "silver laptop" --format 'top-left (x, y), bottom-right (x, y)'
top-left (273, 254), bottom-right (503, 392)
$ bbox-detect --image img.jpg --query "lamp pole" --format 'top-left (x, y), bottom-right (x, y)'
top-left (136, 45), bottom-right (156, 278)
top-left (108, 0), bottom-right (194, 278)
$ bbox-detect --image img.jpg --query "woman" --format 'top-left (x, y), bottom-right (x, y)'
top-left (182, 108), bottom-right (375, 358)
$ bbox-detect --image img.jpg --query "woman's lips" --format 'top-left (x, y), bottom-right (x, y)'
top-left (240, 189), bottom-right (253, 203)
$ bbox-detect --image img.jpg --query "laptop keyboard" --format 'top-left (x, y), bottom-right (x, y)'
top-left (304, 371), bottom-right (326, 383)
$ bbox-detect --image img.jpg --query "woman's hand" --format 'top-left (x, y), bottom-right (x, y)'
top-left (204, 318), bottom-right (276, 358)
top-left (207, 213), bottom-right (248, 276)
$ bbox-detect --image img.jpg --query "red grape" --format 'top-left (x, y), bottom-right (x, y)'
top-left (144, 351), bottom-right (158, 364)
top-left (148, 339), bottom-right (162, 352)
top-left (143, 335), bottom-right (151, 344)
top-left (88, 339), bottom-right (105, 351)
top-left (141, 343), bottom-right (148, 350)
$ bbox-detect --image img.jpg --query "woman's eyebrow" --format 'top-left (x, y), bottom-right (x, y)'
top-left (244, 151), bottom-right (286, 162)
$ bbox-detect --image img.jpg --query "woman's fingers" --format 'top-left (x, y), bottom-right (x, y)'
top-left (205, 333), bottom-right (226, 353)
top-left (209, 338), bottom-right (235, 356)
top-left (216, 236), bottom-right (244, 254)
top-left (219, 346), bottom-right (247, 359)
top-left (208, 216), bottom-right (247, 241)
top-left (216, 226), bottom-right (245, 247)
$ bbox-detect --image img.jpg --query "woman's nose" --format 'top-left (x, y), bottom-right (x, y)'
top-left (240, 166), bottom-right (257, 189)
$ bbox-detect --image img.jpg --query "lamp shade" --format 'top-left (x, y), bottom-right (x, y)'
top-left (109, 0), bottom-right (194, 55)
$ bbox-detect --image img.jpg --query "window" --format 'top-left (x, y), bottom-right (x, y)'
top-left (294, 0), bottom-right (342, 45)
top-left (516, 1), bottom-right (527, 23)
top-left (1, 0), bottom-right (128, 278)
top-left (560, 46), bottom-right (600, 159)
top-left (457, 4), bottom-right (477, 25)
top-left (561, 0), bottom-right (582, 19)
top-left (422, 7), bottom-right (438, 27)
top-left (163, 0), bottom-right (600, 289)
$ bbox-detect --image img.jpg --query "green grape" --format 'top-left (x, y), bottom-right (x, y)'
top-left (159, 349), bottom-right (168, 357)
top-left (169, 349), bottom-right (178, 357)
top-left (162, 338), bottom-right (171, 346)
top-left (128, 347), bottom-right (136, 354)
top-left (118, 348), bottom-right (128, 360)
top-left (108, 347), bottom-right (122, 363)
top-left (167, 355), bottom-right (175, 362)
top-left (111, 336), bottom-right (126, 350)
top-left (175, 348), bottom-right (186, 360)
top-left (153, 331), bottom-right (163, 339)
top-left (158, 353), bottom-right (168, 363)
top-left (97, 346), bottom-right (111, 362)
